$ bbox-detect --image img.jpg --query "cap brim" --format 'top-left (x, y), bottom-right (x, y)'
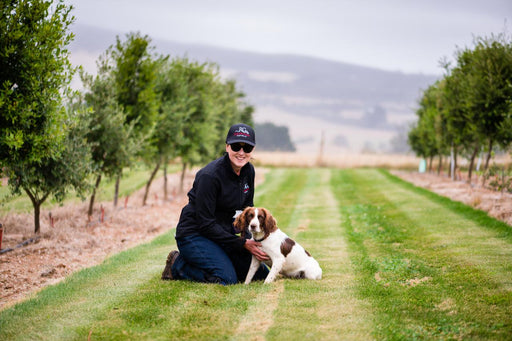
top-left (226, 138), bottom-right (255, 146)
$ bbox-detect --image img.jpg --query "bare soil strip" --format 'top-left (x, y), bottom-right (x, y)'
top-left (392, 170), bottom-right (512, 226)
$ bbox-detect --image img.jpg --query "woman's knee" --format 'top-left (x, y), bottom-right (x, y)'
top-left (177, 235), bottom-right (239, 285)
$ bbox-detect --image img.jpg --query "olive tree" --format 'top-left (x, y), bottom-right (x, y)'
top-left (80, 55), bottom-right (136, 216)
top-left (464, 34), bottom-right (512, 169)
top-left (0, 0), bottom-right (91, 233)
top-left (107, 32), bottom-right (160, 206)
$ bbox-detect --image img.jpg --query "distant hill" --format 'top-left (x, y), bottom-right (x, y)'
top-left (69, 24), bottom-right (439, 153)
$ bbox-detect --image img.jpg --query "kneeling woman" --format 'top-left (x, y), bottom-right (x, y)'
top-left (162, 123), bottom-right (269, 285)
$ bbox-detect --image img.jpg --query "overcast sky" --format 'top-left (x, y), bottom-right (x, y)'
top-left (65, 0), bottom-right (510, 75)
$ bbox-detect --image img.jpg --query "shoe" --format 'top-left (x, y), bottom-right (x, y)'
top-left (161, 250), bottom-right (179, 280)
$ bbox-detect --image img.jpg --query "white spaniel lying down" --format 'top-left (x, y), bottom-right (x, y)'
top-left (234, 207), bottom-right (322, 284)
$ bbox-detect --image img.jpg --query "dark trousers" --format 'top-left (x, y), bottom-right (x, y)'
top-left (171, 234), bottom-right (269, 285)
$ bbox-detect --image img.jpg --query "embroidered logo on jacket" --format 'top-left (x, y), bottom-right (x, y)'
top-left (243, 183), bottom-right (250, 193)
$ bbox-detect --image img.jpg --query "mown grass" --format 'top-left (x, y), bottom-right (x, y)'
top-left (1, 168), bottom-right (511, 340)
top-left (332, 168), bottom-right (512, 340)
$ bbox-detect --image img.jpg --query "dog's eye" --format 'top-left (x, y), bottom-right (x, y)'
top-left (258, 214), bottom-right (264, 221)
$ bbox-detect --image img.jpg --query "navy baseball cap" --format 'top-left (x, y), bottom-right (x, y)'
top-left (226, 123), bottom-right (256, 146)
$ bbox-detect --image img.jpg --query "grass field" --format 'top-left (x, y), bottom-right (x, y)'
top-left (1, 168), bottom-right (511, 340)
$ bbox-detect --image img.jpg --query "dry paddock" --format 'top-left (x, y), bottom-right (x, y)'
top-left (253, 152), bottom-right (421, 168)
top-left (252, 152), bottom-right (511, 170)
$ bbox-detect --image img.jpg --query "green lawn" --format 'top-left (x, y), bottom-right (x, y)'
top-left (1, 168), bottom-right (511, 340)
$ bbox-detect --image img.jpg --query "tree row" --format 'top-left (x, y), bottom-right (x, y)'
top-left (1, 1), bottom-right (253, 233)
top-left (408, 32), bottom-right (512, 186)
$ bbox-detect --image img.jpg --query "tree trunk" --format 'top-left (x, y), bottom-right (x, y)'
top-left (484, 139), bottom-right (494, 171)
top-left (163, 157), bottom-right (168, 201)
top-left (428, 155), bottom-right (434, 172)
top-left (23, 188), bottom-right (49, 234)
top-left (180, 162), bottom-right (187, 194)
top-left (437, 155), bottom-right (443, 175)
top-left (143, 159), bottom-right (161, 206)
top-left (467, 145), bottom-right (479, 185)
top-left (34, 201), bottom-right (41, 234)
top-left (88, 174), bottom-right (102, 217)
top-left (114, 173), bottom-right (121, 208)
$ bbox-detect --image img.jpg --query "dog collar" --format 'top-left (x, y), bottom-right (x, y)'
top-left (254, 237), bottom-right (265, 242)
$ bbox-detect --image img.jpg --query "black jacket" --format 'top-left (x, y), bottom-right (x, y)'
top-left (175, 153), bottom-right (254, 251)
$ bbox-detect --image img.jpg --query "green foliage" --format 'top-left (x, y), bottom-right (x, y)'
top-left (182, 60), bottom-right (222, 165)
top-left (0, 0), bottom-right (73, 162)
top-left (465, 35), bottom-right (512, 149)
top-left (409, 32), bottom-right (512, 179)
top-left (3, 106), bottom-right (93, 232)
top-left (151, 57), bottom-right (201, 164)
top-left (163, 57), bottom-right (253, 167)
top-left (80, 56), bottom-right (137, 179)
top-left (0, 2), bottom-right (255, 227)
top-left (0, 0), bottom-right (95, 233)
top-left (110, 32), bottom-right (161, 139)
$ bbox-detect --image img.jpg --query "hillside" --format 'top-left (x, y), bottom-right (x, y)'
top-left (69, 24), bottom-right (439, 153)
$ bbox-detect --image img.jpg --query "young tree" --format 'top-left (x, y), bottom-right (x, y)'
top-left (410, 33), bottom-right (512, 183)
top-left (464, 34), bottom-right (512, 169)
top-left (172, 59), bottom-right (219, 192)
top-left (441, 62), bottom-right (480, 181)
top-left (413, 83), bottom-right (444, 171)
top-left (80, 55), bottom-right (136, 216)
top-left (5, 103), bottom-right (92, 233)
top-left (104, 32), bottom-right (161, 206)
top-left (141, 58), bottom-right (188, 205)
top-left (172, 61), bottom-right (255, 192)
top-left (0, 0), bottom-right (91, 233)
top-left (1, 0), bottom-right (73, 164)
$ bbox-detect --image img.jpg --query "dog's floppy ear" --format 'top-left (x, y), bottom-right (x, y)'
top-left (262, 207), bottom-right (277, 233)
top-left (234, 207), bottom-right (248, 238)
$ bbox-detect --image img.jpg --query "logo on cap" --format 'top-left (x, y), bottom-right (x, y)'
top-left (234, 126), bottom-right (250, 138)
top-left (226, 123), bottom-right (255, 145)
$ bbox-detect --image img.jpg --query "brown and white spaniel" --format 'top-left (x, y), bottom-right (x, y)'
top-left (234, 207), bottom-right (322, 284)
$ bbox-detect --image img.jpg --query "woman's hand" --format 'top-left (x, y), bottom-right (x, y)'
top-left (244, 239), bottom-right (269, 262)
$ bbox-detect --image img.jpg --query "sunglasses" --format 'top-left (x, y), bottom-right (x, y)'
top-left (230, 143), bottom-right (254, 153)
